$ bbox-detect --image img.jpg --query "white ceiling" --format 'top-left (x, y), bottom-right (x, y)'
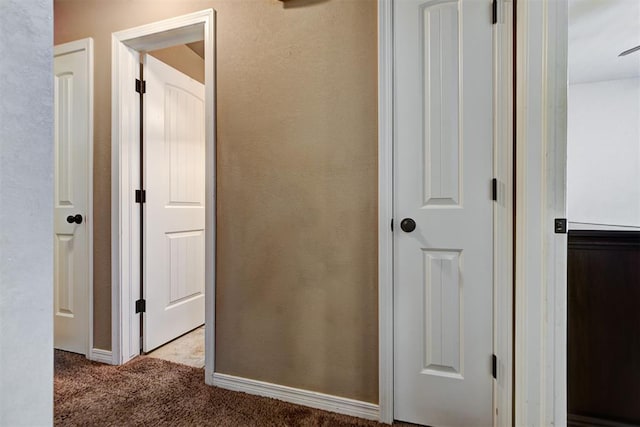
top-left (569, 0), bottom-right (640, 84)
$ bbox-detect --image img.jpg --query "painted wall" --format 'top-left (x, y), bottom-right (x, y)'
top-left (54, 0), bottom-right (378, 403)
top-left (149, 45), bottom-right (204, 84)
top-left (567, 77), bottom-right (640, 228)
top-left (0, 0), bottom-right (54, 424)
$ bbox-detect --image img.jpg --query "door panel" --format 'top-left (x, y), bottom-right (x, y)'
top-left (54, 235), bottom-right (74, 317)
top-left (422, 249), bottom-right (462, 377)
top-left (144, 54), bottom-right (205, 352)
top-left (53, 40), bottom-right (92, 355)
top-left (394, 0), bottom-right (494, 425)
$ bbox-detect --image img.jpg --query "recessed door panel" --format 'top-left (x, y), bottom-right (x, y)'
top-left (422, 249), bottom-right (462, 377)
top-left (55, 73), bottom-right (75, 207)
top-left (166, 85), bottom-right (205, 205)
top-left (55, 234), bottom-right (75, 318)
top-left (167, 230), bottom-right (205, 305)
top-left (421, 1), bottom-right (461, 207)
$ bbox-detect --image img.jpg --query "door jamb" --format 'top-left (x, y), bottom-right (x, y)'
top-left (377, 0), bottom-right (394, 423)
top-left (54, 37), bottom-right (95, 360)
top-left (111, 9), bottom-right (216, 382)
top-left (492, 2), bottom-right (515, 426)
top-left (514, 1), bottom-right (568, 425)
top-left (377, 1), bottom-right (515, 424)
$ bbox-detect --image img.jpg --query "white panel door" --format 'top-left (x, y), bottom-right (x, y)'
top-left (394, 1), bottom-right (494, 425)
top-left (144, 54), bottom-right (205, 352)
top-left (53, 39), bottom-right (93, 356)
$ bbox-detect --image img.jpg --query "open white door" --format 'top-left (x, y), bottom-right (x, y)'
top-left (394, 1), bottom-right (494, 425)
top-left (143, 54), bottom-right (205, 352)
top-left (53, 39), bottom-right (93, 356)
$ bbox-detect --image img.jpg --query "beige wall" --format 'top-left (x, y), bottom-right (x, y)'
top-left (149, 45), bottom-right (205, 84)
top-left (54, 0), bottom-right (378, 403)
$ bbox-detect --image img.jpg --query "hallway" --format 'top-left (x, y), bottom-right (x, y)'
top-left (54, 351), bottom-right (408, 426)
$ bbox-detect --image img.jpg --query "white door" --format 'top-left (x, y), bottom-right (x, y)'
top-left (143, 54), bottom-right (205, 352)
top-left (394, 0), bottom-right (494, 425)
top-left (53, 39), bottom-right (93, 356)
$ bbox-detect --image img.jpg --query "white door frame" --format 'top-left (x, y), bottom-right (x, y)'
top-left (54, 37), bottom-right (95, 360)
top-left (514, 1), bottom-right (568, 426)
top-left (377, 0), bottom-right (515, 424)
top-left (377, 1), bottom-right (394, 422)
top-left (111, 9), bottom-right (216, 382)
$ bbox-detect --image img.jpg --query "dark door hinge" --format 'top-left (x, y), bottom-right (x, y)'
top-left (554, 218), bottom-right (567, 234)
top-left (135, 79), bottom-right (146, 94)
top-left (492, 178), bottom-right (498, 201)
top-left (135, 299), bottom-right (146, 314)
top-left (492, 0), bottom-right (498, 24)
top-left (492, 354), bottom-right (497, 379)
top-left (391, 218), bottom-right (393, 232)
top-left (135, 189), bottom-right (146, 203)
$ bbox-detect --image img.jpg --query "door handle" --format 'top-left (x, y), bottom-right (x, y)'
top-left (66, 214), bottom-right (83, 225)
top-left (400, 218), bottom-right (416, 232)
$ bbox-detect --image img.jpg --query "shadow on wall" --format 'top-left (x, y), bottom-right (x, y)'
top-left (281, 0), bottom-right (331, 9)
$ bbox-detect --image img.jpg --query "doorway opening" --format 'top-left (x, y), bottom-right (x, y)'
top-left (141, 43), bottom-right (206, 367)
top-left (566, 1), bottom-right (640, 425)
top-left (111, 10), bottom-right (216, 383)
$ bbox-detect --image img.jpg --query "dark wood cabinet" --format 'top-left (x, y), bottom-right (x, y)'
top-left (568, 230), bottom-right (640, 427)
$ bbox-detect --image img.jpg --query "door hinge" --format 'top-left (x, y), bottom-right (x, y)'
top-left (391, 218), bottom-right (393, 232)
top-left (554, 218), bottom-right (567, 234)
top-left (492, 354), bottom-right (498, 379)
top-left (135, 299), bottom-right (146, 314)
top-left (492, 0), bottom-right (498, 24)
top-left (135, 189), bottom-right (146, 203)
top-left (135, 78), bottom-right (146, 94)
top-left (491, 178), bottom-right (498, 201)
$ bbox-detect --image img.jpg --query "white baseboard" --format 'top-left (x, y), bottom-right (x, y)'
top-left (212, 373), bottom-right (380, 421)
top-left (89, 348), bottom-right (114, 365)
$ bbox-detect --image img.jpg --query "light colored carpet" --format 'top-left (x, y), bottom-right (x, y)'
top-left (54, 350), bottom-right (413, 426)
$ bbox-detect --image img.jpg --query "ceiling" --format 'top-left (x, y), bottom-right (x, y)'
top-left (569, 0), bottom-right (640, 84)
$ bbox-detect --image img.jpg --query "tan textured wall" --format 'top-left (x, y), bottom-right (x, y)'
top-left (149, 45), bottom-right (205, 84)
top-left (54, 0), bottom-right (378, 403)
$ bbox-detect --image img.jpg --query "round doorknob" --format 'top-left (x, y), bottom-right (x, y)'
top-left (66, 214), bottom-right (83, 225)
top-left (400, 218), bottom-right (416, 232)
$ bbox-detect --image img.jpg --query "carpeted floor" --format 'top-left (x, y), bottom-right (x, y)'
top-left (55, 350), bottom-right (412, 426)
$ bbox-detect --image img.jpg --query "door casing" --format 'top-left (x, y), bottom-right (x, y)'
top-left (377, 0), bottom-right (515, 424)
top-left (111, 10), bottom-right (216, 385)
top-left (514, 1), bottom-right (568, 426)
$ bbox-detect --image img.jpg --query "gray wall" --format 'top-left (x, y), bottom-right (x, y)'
top-left (0, 0), bottom-right (54, 424)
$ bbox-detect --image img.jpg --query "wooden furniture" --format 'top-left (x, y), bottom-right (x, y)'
top-left (568, 230), bottom-right (640, 427)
